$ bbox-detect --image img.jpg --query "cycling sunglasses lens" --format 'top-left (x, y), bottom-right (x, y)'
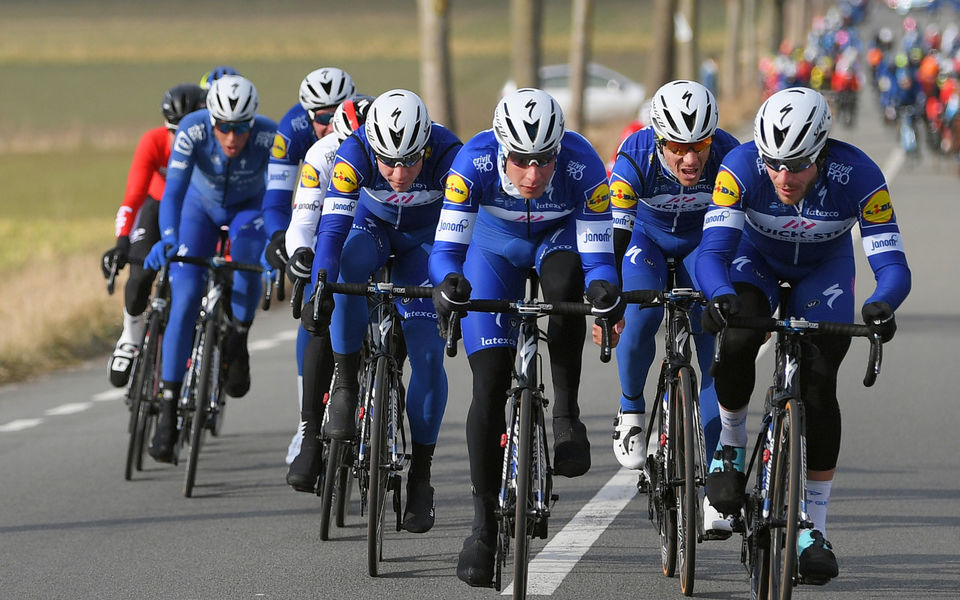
top-left (660, 137), bottom-right (712, 154)
top-left (376, 151), bottom-right (423, 167)
top-left (310, 110), bottom-right (334, 125)
top-left (762, 155), bottom-right (815, 173)
top-left (214, 120), bottom-right (251, 134)
top-left (508, 150), bottom-right (558, 167)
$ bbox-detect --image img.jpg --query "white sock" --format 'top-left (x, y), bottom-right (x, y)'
top-left (806, 479), bottom-right (833, 536)
top-left (718, 406), bottom-right (748, 448)
top-left (117, 308), bottom-right (145, 347)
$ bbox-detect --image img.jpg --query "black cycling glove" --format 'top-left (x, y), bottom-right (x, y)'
top-left (101, 236), bottom-right (130, 278)
top-left (285, 247), bottom-right (315, 283)
top-left (432, 273), bottom-right (472, 327)
top-left (862, 301), bottom-right (897, 343)
top-left (586, 279), bottom-right (625, 324)
top-left (265, 230), bottom-right (289, 271)
top-left (702, 293), bottom-right (740, 335)
top-left (300, 290), bottom-right (336, 335)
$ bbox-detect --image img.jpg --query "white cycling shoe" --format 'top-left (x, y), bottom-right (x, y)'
top-left (612, 409), bottom-right (646, 469)
top-left (702, 492), bottom-right (734, 540)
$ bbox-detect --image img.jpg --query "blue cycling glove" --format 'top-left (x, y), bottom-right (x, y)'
top-left (145, 235), bottom-right (178, 270)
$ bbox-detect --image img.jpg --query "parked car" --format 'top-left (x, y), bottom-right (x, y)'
top-left (501, 62), bottom-right (646, 125)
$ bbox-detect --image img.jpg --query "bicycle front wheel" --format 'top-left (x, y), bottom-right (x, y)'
top-left (512, 387), bottom-right (533, 599)
top-left (184, 318), bottom-right (216, 498)
top-left (125, 311), bottom-right (161, 480)
top-left (767, 399), bottom-right (802, 599)
top-left (658, 378), bottom-right (678, 577)
top-left (367, 356), bottom-right (391, 577)
top-left (676, 367), bottom-right (699, 596)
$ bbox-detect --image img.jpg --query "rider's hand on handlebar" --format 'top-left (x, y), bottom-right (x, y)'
top-left (144, 238), bottom-right (177, 271)
top-left (702, 293), bottom-right (740, 335)
top-left (100, 235), bottom-right (130, 278)
top-left (862, 301), bottom-right (897, 342)
top-left (433, 272), bottom-right (472, 327)
top-left (592, 317), bottom-right (625, 348)
top-left (265, 230), bottom-right (289, 271)
top-left (300, 290), bottom-right (335, 335)
top-left (285, 247), bottom-right (314, 283)
top-left (586, 279), bottom-right (626, 324)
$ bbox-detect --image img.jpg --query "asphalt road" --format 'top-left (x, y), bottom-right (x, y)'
top-left (3, 28), bottom-right (960, 600)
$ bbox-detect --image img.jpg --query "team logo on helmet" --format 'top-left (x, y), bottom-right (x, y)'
top-left (271, 133), bottom-right (289, 159)
top-left (445, 173), bottom-right (470, 204)
top-left (610, 180), bottom-right (637, 209)
top-left (300, 163), bottom-right (320, 188)
top-left (586, 183), bottom-right (611, 213)
top-left (713, 170), bottom-right (740, 207)
top-left (331, 161), bottom-right (359, 193)
top-left (862, 189), bottom-right (893, 223)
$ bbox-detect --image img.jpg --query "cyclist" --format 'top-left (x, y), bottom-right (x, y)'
top-left (101, 83), bottom-right (206, 387)
top-left (199, 65), bottom-right (239, 90)
top-left (309, 89), bottom-right (462, 532)
top-left (696, 87), bottom-right (911, 582)
top-left (258, 67), bottom-right (356, 466)
top-left (606, 79), bottom-right (740, 538)
top-left (143, 75), bottom-right (278, 463)
top-left (282, 94), bottom-right (375, 492)
top-left (428, 88), bottom-right (624, 587)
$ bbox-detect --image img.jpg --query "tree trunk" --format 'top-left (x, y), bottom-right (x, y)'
top-left (418, 0), bottom-right (456, 130)
top-left (740, 0), bottom-right (756, 91)
top-left (567, 0), bottom-right (593, 131)
top-left (721, 0), bottom-right (742, 101)
top-left (676, 0), bottom-right (699, 81)
top-left (512, 0), bottom-right (542, 89)
top-left (646, 0), bottom-right (677, 93)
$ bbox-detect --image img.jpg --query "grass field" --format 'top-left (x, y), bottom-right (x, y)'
top-left (0, 0), bottom-right (740, 384)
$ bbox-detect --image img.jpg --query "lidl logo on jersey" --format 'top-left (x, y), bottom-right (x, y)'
top-left (445, 173), bottom-right (470, 204)
top-left (713, 170), bottom-right (740, 207)
top-left (300, 163), bottom-right (320, 188)
top-left (862, 189), bottom-right (893, 223)
top-left (272, 133), bottom-right (290, 160)
top-left (610, 180), bottom-right (637, 209)
top-left (586, 183), bottom-right (610, 213)
top-left (331, 161), bottom-right (359, 193)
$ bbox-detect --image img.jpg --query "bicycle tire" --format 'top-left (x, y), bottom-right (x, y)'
top-left (512, 387), bottom-right (533, 599)
top-left (659, 380), bottom-right (678, 578)
top-left (184, 318), bottom-right (216, 498)
top-left (367, 355), bottom-right (390, 577)
top-left (320, 438), bottom-right (342, 540)
top-left (750, 392), bottom-right (774, 600)
top-left (125, 311), bottom-right (162, 480)
top-left (677, 367), bottom-right (698, 596)
top-left (767, 399), bottom-right (801, 599)
top-left (334, 442), bottom-right (353, 528)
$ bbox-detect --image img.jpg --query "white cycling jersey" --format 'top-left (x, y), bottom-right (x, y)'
top-left (284, 131), bottom-right (341, 256)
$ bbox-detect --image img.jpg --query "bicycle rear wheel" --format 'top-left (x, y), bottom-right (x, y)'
top-left (512, 387), bottom-right (534, 599)
top-left (767, 399), bottom-right (801, 599)
top-left (676, 367), bottom-right (699, 596)
top-left (367, 356), bottom-right (390, 576)
top-left (657, 378), bottom-right (678, 578)
top-left (320, 438), bottom-right (343, 540)
top-left (124, 312), bottom-right (161, 479)
top-left (184, 318), bottom-right (216, 498)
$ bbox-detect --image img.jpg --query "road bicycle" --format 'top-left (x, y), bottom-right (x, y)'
top-left (713, 283), bottom-right (882, 600)
top-left (170, 233), bottom-right (262, 498)
top-left (627, 257), bottom-right (708, 596)
top-left (445, 272), bottom-right (613, 599)
top-left (309, 267), bottom-right (431, 576)
top-left (122, 260), bottom-right (171, 481)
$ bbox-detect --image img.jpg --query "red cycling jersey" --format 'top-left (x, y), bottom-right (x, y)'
top-left (114, 126), bottom-right (171, 238)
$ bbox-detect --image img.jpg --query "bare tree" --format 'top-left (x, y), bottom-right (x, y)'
top-left (677, 0), bottom-right (700, 81)
top-left (418, 0), bottom-right (456, 130)
top-left (721, 0), bottom-right (742, 101)
top-left (567, 0), bottom-right (593, 132)
top-left (740, 0), bottom-right (757, 90)
top-left (646, 0), bottom-right (677, 92)
top-left (512, 0), bottom-right (543, 89)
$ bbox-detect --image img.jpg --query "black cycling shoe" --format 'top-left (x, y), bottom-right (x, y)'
top-left (704, 444), bottom-right (747, 516)
top-left (456, 533), bottom-right (496, 587)
top-left (325, 352), bottom-right (361, 440)
top-left (553, 416), bottom-right (591, 478)
top-left (798, 529), bottom-right (839, 583)
top-left (148, 387), bottom-right (179, 463)
top-left (285, 432), bottom-right (322, 493)
top-left (402, 479), bottom-right (436, 533)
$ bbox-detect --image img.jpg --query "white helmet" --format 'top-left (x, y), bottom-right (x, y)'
top-left (649, 80), bottom-right (718, 143)
top-left (493, 88), bottom-right (564, 155)
top-left (299, 67), bottom-right (355, 111)
top-left (754, 87), bottom-right (831, 160)
top-left (332, 94), bottom-right (375, 143)
top-left (365, 89), bottom-right (432, 159)
top-left (206, 75), bottom-right (259, 124)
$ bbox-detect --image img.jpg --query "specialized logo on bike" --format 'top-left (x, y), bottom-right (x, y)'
top-left (610, 179), bottom-right (638, 209)
top-left (271, 133), bottom-right (289, 159)
top-left (300, 163), bottom-right (320, 188)
top-left (445, 173), bottom-right (470, 204)
top-left (712, 170), bottom-right (740, 207)
top-left (862, 189), bottom-right (893, 223)
top-left (586, 183), bottom-right (610, 213)
top-left (331, 161), bottom-right (359, 193)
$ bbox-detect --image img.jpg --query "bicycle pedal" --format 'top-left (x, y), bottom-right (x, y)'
top-left (637, 472), bottom-right (649, 493)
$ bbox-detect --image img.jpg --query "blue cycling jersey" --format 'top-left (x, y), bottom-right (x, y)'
top-left (262, 103), bottom-right (319, 236)
top-left (697, 139), bottom-right (911, 310)
top-left (428, 129), bottom-right (618, 288)
top-left (313, 123), bottom-right (463, 282)
top-left (159, 109), bottom-right (278, 239)
top-left (610, 126), bottom-right (741, 245)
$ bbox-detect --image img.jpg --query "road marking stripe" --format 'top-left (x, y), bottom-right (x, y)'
top-left (0, 418), bottom-right (44, 432)
top-left (93, 389), bottom-right (126, 402)
top-left (504, 468), bottom-right (639, 596)
top-left (46, 402), bottom-right (93, 416)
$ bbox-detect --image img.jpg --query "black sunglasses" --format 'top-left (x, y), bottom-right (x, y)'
top-left (762, 154), bottom-right (816, 173)
top-left (375, 150), bottom-right (424, 168)
top-left (507, 150), bottom-right (558, 167)
top-left (308, 109), bottom-right (335, 125)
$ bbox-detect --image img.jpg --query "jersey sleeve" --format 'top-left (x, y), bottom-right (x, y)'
top-left (285, 137), bottom-right (336, 254)
top-left (158, 121), bottom-right (200, 241)
top-left (608, 133), bottom-right (646, 236)
top-left (262, 113), bottom-right (302, 236)
top-left (576, 175), bottom-right (620, 288)
top-left (856, 184), bottom-right (911, 310)
top-left (695, 165), bottom-right (748, 299)
top-left (428, 166), bottom-right (480, 284)
top-left (313, 137), bottom-right (367, 282)
top-left (115, 128), bottom-right (166, 238)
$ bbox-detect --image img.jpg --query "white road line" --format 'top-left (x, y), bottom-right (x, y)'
top-left (249, 328), bottom-right (298, 352)
top-left (504, 468), bottom-right (639, 596)
top-left (882, 146), bottom-right (905, 183)
top-left (0, 418), bottom-right (44, 432)
top-left (93, 389), bottom-right (126, 402)
top-left (45, 402), bottom-right (93, 416)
